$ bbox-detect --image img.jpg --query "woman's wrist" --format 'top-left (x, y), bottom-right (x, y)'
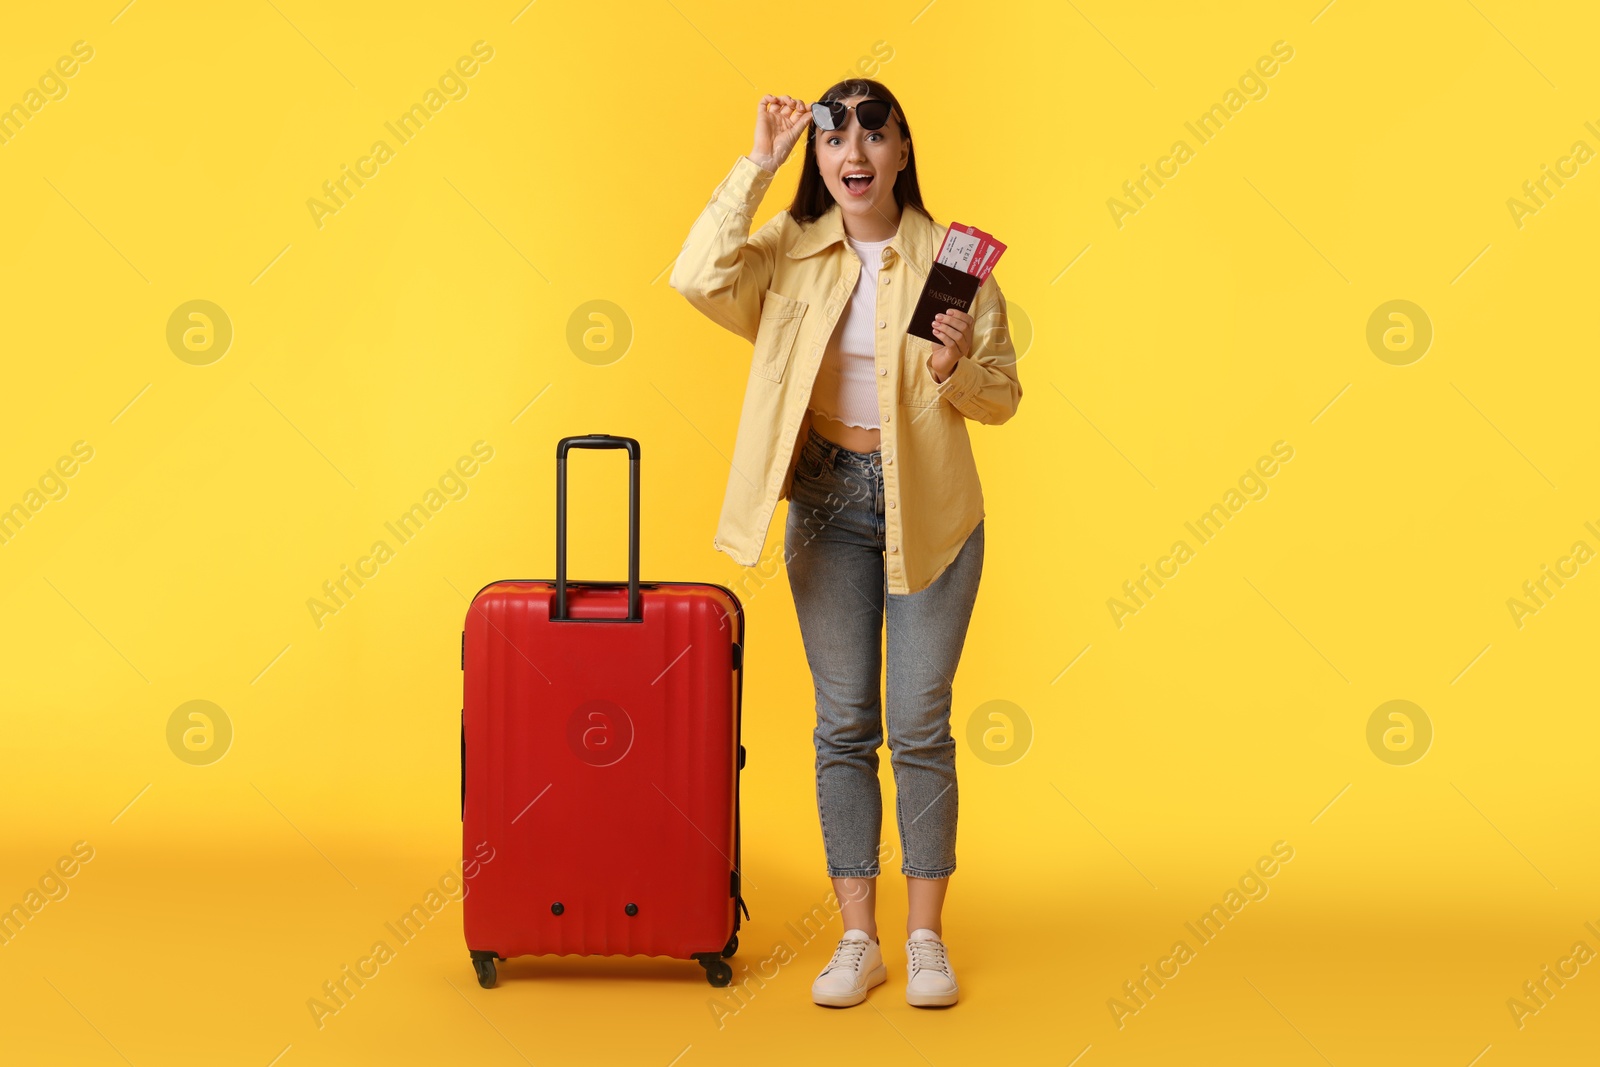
top-left (745, 151), bottom-right (781, 174)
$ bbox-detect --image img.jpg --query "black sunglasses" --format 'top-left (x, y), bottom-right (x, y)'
top-left (810, 98), bottom-right (894, 133)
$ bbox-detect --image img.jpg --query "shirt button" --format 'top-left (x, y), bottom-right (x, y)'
top-left (890, 544), bottom-right (899, 553)
top-left (883, 278), bottom-right (891, 285)
top-left (878, 321), bottom-right (886, 329)
top-left (888, 500), bottom-right (896, 508)
top-left (879, 367), bottom-right (887, 376)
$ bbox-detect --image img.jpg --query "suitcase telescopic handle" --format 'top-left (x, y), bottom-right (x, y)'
top-left (554, 435), bottom-right (641, 622)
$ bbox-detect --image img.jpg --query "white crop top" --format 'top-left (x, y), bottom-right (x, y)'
top-left (808, 234), bottom-right (892, 430)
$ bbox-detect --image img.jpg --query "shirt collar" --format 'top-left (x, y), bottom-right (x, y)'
top-left (786, 200), bottom-right (935, 271)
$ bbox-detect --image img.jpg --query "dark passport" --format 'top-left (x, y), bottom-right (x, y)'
top-left (907, 260), bottom-right (983, 342)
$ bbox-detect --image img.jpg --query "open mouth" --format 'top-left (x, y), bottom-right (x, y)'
top-left (842, 172), bottom-right (874, 197)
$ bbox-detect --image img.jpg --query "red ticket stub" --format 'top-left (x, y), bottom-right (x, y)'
top-left (934, 222), bottom-right (1006, 280)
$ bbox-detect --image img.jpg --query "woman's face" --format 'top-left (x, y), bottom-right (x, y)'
top-left (814, 95), bottom-right (909, 227)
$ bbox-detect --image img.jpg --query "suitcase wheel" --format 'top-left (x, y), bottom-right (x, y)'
top-left (473, 956), bottom-right (497, 989)
top-left (694, 952), bottom-right (734, 987)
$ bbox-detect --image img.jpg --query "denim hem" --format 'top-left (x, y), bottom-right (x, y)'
top-left (902, 865), bottom-right (956, 879)
top-left (826, 866), bottom-right (881, 879)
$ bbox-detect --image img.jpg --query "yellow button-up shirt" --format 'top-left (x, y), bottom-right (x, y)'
top-left (671, 154), bottom-right (1023, 595)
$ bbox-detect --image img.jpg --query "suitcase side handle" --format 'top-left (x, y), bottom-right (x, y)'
top-left (554, 434), bottom-right (641, 622)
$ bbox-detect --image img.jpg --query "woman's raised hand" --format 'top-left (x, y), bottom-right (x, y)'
top-left (749, 94), bottom-right (812, 173)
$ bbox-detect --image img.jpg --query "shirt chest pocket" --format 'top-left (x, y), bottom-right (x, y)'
top-left (751, 290), bottom-right (808, 382)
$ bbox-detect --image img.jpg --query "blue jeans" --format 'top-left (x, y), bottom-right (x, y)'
top-left (784, 425), bottom-right (985, 879)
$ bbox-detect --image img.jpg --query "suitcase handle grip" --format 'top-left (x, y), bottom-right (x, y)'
top-left (554, 435), bottom-right (641, 622)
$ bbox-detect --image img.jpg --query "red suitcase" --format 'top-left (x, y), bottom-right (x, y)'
top-left (461, 434), bottom-right (748, 988)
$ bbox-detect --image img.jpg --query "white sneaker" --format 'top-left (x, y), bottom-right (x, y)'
top-left (811, 928), bottom-right (887, 1007)
top-left (905, 928), bottom-right (959, 1007)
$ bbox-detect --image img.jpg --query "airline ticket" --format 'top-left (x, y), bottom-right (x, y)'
top-left (935, 222), bottom-right (1007, 281)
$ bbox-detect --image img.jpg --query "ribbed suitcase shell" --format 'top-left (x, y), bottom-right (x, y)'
top-left (461, 577), bottom-right (745, 964)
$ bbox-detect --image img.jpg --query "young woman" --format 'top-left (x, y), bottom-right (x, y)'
top-left (671, 79), bottom-right (1021, 1009)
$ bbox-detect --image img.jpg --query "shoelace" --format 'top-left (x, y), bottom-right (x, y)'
top-left (823, 937), bottom-right (871, 974)
top-left (907, 938), bottom-right (951, 977)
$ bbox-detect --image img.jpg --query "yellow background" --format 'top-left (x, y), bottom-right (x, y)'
top-left (2, 1), bottom-right (1597, 1063)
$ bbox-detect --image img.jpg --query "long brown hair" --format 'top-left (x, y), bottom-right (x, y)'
top-left (787, 79), bottom-right (931, 225)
